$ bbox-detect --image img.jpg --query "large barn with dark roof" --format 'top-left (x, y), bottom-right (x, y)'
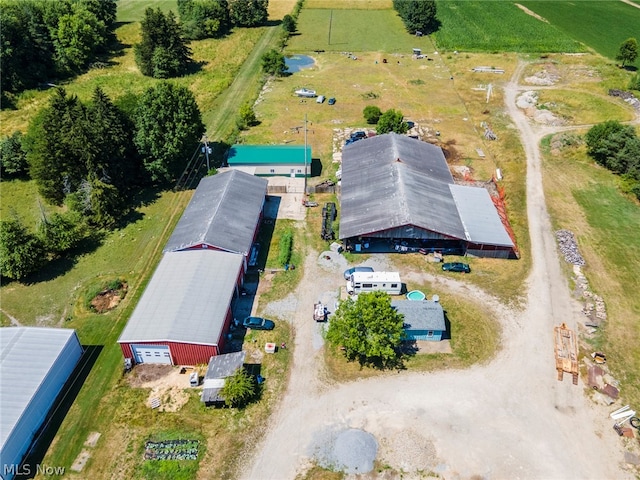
top-left (164, 169), bottom-right (268, 269)
top-left (339, 133), bottom-right (516, 259)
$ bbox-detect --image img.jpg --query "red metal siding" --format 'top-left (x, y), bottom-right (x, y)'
top-left (121, 341), bottom-right (218, 366)
top-left (181, 243), bottom-right (224, 252)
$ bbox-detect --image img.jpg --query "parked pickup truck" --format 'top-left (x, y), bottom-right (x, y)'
top-left (313, 303), bottom-right (327, 322)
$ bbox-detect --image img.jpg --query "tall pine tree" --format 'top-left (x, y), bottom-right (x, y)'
top-left (134, 8), bottom-right (192, 78)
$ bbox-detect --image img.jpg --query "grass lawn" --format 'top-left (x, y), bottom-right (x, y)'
top-left (324, 283), bottom-right (500, 382)
top-left (433, 1), bottom-right (585, 53)
top-left (287, 8), bottom-right (428, 53)
top-left (521, 0), bottom-right (640, 68)
top-left (116, 0), bottom-right (178, 23)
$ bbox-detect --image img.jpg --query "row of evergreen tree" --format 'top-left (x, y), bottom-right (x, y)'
top-left (0, 84), bottom-right (204, 280)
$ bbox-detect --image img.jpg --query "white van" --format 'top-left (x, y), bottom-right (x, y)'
top-left (346, 271), bottom-right (402, 295)
top-left (316, 95), bottom-right (325, 104)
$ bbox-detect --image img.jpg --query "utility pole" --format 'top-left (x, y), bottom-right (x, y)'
top-left (304, 113), bottom-right (308, 192)
top-left (202, 135), bottom-right (211, 171)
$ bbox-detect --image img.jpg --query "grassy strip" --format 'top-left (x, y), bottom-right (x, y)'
top-left (521, 0), bottom-right (640, 67)
top-left (433, 1), bottom-right (585, 53)
top-left (541, 135), bottom-right (640, 410)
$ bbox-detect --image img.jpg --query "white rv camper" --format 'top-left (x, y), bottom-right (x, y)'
top-left (346, 271), bottom-right (402, 295)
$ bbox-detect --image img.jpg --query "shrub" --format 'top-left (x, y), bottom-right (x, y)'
top-left (277, 229), bottom-right (293, 266)
top-left (363, 105), bottom-right (382, 125)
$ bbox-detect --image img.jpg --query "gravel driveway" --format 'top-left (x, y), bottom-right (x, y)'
top-left (238, 61), bottom-right (633, 480)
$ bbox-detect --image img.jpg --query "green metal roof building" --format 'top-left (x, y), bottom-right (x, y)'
top-left (227, 145), bottom-right (311, 177)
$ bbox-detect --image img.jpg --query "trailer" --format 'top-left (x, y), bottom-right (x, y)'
top-left (346, 271), bottom-right (402, 295)
top-left (554, 323), bottom-right (579, 385)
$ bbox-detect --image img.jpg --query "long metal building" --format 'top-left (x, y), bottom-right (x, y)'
top-left (339, 133), bottom-right (517, 258)
top-left (117, 250), bottom-right (244, 366)
top-left (0, 327), bottom-right (82, 480)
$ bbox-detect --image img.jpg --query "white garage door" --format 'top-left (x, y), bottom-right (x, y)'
top-left (132, 345), bottom-right (172, 364)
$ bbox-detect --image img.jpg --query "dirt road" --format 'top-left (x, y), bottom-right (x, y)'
top-left (238, 62), bottom-right (632, 479)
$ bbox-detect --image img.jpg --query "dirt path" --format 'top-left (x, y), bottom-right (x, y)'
top-left (239, 62), bottom-right (632, 479)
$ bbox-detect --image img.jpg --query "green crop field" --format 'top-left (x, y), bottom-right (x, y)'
top-left (520, 1), bottom-right (640, 67)
top-left (433, 1), bottom-right (586, 53)
top-left (286, 8), bottom-right (426, 52)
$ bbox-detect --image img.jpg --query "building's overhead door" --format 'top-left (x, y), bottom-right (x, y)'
top-left (132, 345), bottom-right (172, 364)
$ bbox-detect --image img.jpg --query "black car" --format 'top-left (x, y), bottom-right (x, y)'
top-left (350, 131), bottom-right (367, 140)
top-left (442, 262), bottom-right (471, 273)
top-left (242, 316), bottom-right (275, 330)
top-left (328, 97), bottom-right (336, 105)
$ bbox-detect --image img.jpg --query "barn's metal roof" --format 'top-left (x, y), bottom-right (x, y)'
top-left (164, 170), bottom-right (267, 254)
top-left (339, 134), bottom-right (464, 240)
top-left (392, 300), bottom-right (446, 331)
top-left (449, 184), bottom-right (514, 247)
top-left (227, 144), bottom-right (312, 165)
top-left (0, 327), bottom-right (81, 448)
top-left (339, 133), bottom-right (513, 247)
top-left (118, 250), bottom-right (243, 345)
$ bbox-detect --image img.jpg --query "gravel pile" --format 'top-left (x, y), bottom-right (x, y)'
top-left (311, 428), bottom-right (378, 474)
top-left (555, 230), bottom-right (585, 266)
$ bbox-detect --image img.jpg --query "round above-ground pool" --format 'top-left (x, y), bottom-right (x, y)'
top-left (406, 290), bottom-right (426, 301)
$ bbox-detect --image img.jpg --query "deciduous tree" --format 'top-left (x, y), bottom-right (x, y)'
top-left (281, 14), bottom-right (296, 33)
top-left (228, 0), bottom-right (268, 27)
top-left (0, 218), bottom-right (47, 281)
top-left (363, 105), bottom-right (382, 125)
top-left (134, 82), bottom-right (205, 183)
top-left (326, 291), bottom-right (405, 368)
top-left (178, 0), bottom-right (230, 40)
top-left (376, 109), bottom-right (408, 135)
top-left (616, 38), bottom-right (638, 67)
top-left (393, 0), bottom-right (438, 34)
top-left (261, 49), bottom-right (286, 76)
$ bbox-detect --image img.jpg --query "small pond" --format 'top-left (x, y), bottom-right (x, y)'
top-left (285, 55), bottom-right (315, 73)
top-left (406, 290), bottom-right (426, 301)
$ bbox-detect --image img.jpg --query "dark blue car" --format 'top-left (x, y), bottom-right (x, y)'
top-left (242, 316), bottom-right (275, 330)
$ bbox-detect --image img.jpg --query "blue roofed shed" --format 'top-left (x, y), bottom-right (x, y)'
top-left (227, 145), bottom-right (311, 177)
top-left (392, 300), bottom-right (446, 341)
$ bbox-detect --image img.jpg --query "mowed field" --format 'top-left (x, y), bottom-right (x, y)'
top-left (521, 0), bottom-right (640, 67)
